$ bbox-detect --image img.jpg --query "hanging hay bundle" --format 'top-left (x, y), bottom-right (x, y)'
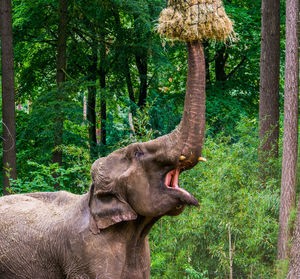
top-left (158, 0), bottom-right (234, 42)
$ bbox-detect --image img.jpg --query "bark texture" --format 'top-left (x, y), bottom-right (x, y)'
top-left (287, 199), bottom-right (300, 278)
top-left (133, 15), bottom-right (149, 108)
top-left (125, 58), bottom-right (135, 106)
top-left (87, 83), bottom-right (97, 159)
top-left (87, 39), bottom-right (98, 160)
top-left (277, 0), bottom-right (299, 262)
top-left (258, 0), bottom-right (280, 159)
top-left (52, 0), bottom-right (68, 166)
top-left (99, 37), bottom-right (106, 148)
top-left (1, 0), bottom-right (17, 194)
top-left (136, 52), bottom-right (148, 108)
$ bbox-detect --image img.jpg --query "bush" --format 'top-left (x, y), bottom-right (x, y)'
top-left (150, 118), bottom-right (280, 278)
top-left (9, 144), bottom-right (91, 195)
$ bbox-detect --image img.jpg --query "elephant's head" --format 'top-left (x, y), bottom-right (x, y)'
top-left (89, 41), bottom-right (206, 234)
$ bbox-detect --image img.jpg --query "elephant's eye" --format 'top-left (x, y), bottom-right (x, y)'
top-left (135, 151), bottom-right (144, 158)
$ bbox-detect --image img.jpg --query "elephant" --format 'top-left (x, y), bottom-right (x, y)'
top-left (0, 41), bottom-right (206, 279)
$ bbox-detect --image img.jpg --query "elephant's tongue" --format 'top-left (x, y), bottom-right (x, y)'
top-left (165, 168), bottom-right (180, 188)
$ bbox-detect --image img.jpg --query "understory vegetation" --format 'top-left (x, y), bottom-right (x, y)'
top-left (150, 120), bottom-right (281, 278)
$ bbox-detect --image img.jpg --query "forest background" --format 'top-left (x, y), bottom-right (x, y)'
top-left (0, 0), bottom-right (299, 278)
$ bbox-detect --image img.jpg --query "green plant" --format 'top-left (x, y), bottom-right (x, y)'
top-left (10, 144), bottom-right (91, 195)
top-left (150, 118), bottom-right (280, 278)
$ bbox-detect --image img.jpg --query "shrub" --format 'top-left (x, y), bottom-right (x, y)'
top-left (150, 118), bottom-right (280, 278)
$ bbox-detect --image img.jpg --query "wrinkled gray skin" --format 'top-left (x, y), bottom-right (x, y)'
top-left (0, 41), bottom-right (205, 279)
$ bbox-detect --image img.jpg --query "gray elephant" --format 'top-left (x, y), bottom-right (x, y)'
top-left (0, 41), bottom-right (205, 279)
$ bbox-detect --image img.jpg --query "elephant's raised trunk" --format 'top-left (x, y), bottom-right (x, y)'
top-left (178, 41), bottom-right (206, 169)
top-left (156, 0), bottom-right (234, 170)
top-left (143, 40), bottom-right (206, 171)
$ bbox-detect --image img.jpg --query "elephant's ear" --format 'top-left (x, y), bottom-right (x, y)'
top-left (88, 184), bottom-right (137, 234)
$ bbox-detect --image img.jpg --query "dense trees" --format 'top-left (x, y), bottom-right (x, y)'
top-left (1, 0), bottom-right (17, 194)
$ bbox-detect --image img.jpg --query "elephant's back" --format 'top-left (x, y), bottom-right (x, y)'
top-left (0, 191), bottom-right (80, 231)
top-left (0, 191), bottom-right (80, 278)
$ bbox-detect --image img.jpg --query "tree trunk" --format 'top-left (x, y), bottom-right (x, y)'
top-left (133, 15), bottom-right (148, 108)
top-left (277, 0), bottom-right (299, 263)
top-left (100, 77), bottom-right (106, 147)
top-left (87, 85), bottom-right (97, 159)
top-left (99, 38), bottom-right (106, 148)
top-left (215, 45), bottom-right (228, 82)
top-left (136, 52), bottom-right (148, 108)
top-left (258, 0), bottom-right (280, 162)
top-left (125, 58), bottom-right (135, 106)
top-left (112, 10), bottom-right (136, 109)
top-left (52, 0), bottom-right (68, 168)
top-left (1, 0), bottom-right (17, 195)
top-left (87, 39), bottom-right (98, 160)
top-left (287, 198), bottom-right (300, 278)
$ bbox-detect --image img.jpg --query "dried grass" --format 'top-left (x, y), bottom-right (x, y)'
top-left (158, 0), bottom-right (235, 42)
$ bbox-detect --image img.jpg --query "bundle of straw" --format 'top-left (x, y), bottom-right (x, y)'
top-left (158, 0), bottom-right (234, 42)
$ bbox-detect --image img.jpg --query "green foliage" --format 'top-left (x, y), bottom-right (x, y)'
top-left (10, 144), bottom-right (91, 195)
top-left (9, 161), bottom-right (88, 194)
top-left (150, 119), bottom-right (280, 278)
top-left (275, 258), bottom-right (289, 279)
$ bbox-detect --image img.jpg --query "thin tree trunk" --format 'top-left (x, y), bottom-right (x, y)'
top-left (136, 52), bottom-right (148, 108)
top-left (1, 0), bottom-right (17, 195)
top-left (87, 39), bottom-right (98, 160)
top-left (125, 58), bottom-right (135, 105)
top-left (133, 15), bottom-right (148, 108)
top-left (215, 45), bottom-right (228, 82)
top-left (112, 10), bottom-right (136, 107)
top-left (99, 38), bottom-right (106, 148)
top-left (228, 223), bottom-right (233, 279)
top-left (87, 86), bottom-right (97, 158)
top-left (277, 0), bottom-right (299, 263)
top-left (52, 0), bottom-right (67, 168)
top-left (258, 0), bottom-right (280, 162)
top-left (287, 198), bottom-right (300, 278)
top-left (100, 83), bottom-right (106, 147)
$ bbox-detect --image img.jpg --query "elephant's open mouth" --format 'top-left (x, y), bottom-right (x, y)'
top-left (164, 168), bottom-right (199, 207)
top-left (164, 168), bottom-right (181, 188)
